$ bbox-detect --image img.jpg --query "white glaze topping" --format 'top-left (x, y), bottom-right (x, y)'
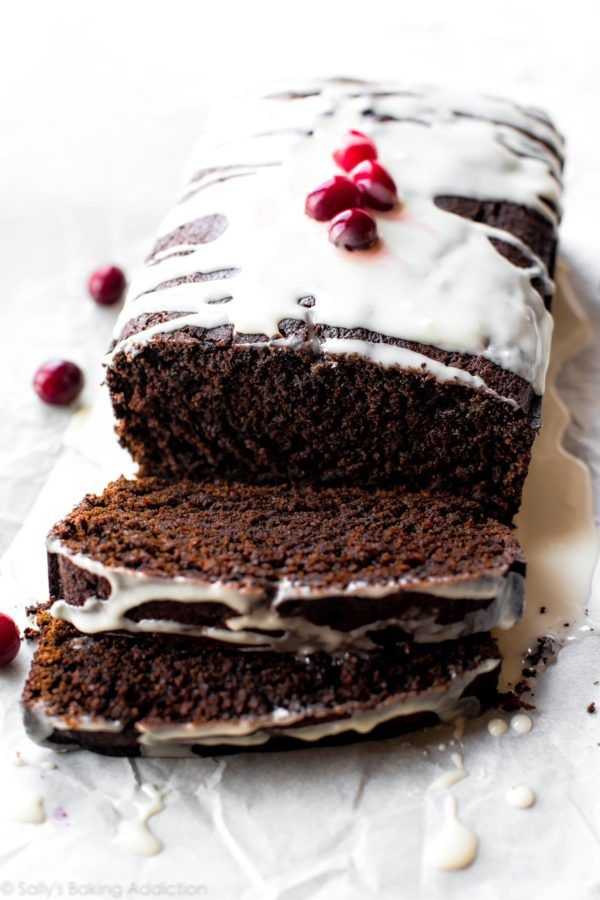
top-left (108, 80), bottom-right (560, 394)
top-left (319, 339), bottom-right (519, 407)
top-left (48, 537), bottom-right (524, 649)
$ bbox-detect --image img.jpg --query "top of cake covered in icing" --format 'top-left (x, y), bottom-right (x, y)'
top-left (110, 79), bottom-right (562, 394)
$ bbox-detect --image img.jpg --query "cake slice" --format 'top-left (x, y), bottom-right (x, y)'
top-left (46, 477), bottom-right (524, 651)
top-left (105, 80), bottom-right (563, 520)
top-left (22, 614), bottom-right (500, 757)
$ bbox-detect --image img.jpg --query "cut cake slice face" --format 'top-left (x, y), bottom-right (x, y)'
top-left (22, 615), bottom-right (500, 757)
top-left (46, 477), bottom-right (525, 652)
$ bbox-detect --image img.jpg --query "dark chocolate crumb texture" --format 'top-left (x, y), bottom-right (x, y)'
top-left (105, 80), bottom-right (563, 520)
top-left (22, 614), bottom-right (500, 757)
top-left (46, 477), bottom-right (525, 651)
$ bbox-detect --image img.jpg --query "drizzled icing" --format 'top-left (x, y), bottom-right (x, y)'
top-left (425, 794), bottom-right (479, 871)
top-left (25, 657), bottom-right (499, 756)
top-left (47, 537), bottom-right (524, 650)
top-left (116, 784), bottom-right (166, 857)
top-left (109, 80), bottom-right (561, 394)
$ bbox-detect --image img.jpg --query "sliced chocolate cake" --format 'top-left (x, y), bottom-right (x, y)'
top-left (23, 614), bottom-right (500, 757)
top-left (106, 80), bottom-right (562, 520)
top-left (46, 477), bottom-right (525, 651)
top-left (22, 81), bottom-right (564, 756)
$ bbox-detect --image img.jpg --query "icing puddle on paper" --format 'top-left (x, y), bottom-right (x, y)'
top-left (505, 785), bottom-right (536, 809)
top-left (430, 752), bottom-right (468, 792)
top-left (426, 271), bottom-right (597, 873)
top-left (496, 265), bottom-right (599, 690)
top-left (487, 717), bottom-right (508, 737)
top-left (7, 791), bottom-right (46, 824)
top-left (425, 795), bottom-right (479, 872)
top-left (426, 752), bottom-right (477, 870)
top-left (116, 783), bottom-right (166, 857)
top-left (510, 713), bottom-right (533, 735)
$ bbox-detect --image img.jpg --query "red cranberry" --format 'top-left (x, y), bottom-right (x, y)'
top-left (0, 613), bottom-right (20, 668)
top-left (305, 175), bottom-right (363, 221)
top-left (333, 130), bottom-right (378, 172)
top-left (329, 208), bottom-right (378, 251)
top-left (88, 265), bottom-right (126, 305)
top-left (351, 160), bottom-right (399, 211)
top-left (33, 359), bottom-right (84, 406)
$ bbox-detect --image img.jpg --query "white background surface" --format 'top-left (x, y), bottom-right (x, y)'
top-left (2, 1), bottom-right (600, 897)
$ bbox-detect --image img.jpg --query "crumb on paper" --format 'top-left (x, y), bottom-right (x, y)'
top-left (523, 636), bottom-right (558, 673)
top-left (496, 692), bottom-right (535, 713)
top-left (587, 702), bottom-right (596, 714)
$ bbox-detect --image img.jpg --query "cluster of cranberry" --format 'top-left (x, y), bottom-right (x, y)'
top-left (1, 266), bottom-right (130, 668)
top-left (305, 130), bottom-right (399, 251)
top-left (33, 265), bottom-right (126, 407)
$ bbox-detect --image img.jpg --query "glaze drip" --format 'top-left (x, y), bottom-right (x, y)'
top-left (47, 537), bottom-right (524, 650)
top-left (109, 80), bottom-right (561, 394)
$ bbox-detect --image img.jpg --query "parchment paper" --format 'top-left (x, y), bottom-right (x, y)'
top-left (0, 265), bottom-right (598, 900)
top-left (3, 4), bottom-right (600, 892)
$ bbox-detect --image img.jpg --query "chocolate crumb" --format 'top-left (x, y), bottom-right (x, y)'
top-left (587, 702), bottom-right (596, 714)
top-left (496, 691), bottom-right (535, 712)
top-left (26, 601), bottom-right (51, 618)
top-left (524, 635), bottom-right (558, 671)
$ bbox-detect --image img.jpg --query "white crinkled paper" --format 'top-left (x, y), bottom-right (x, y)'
top-left (1, 266), bottom-right (600, 900)
top-left (3, 13), bottom-right (600, 890)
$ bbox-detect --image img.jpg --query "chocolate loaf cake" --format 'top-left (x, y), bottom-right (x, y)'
top-left (21, 81), bottom-right (565, 756)
top-left (106, 80), bottom-right (563, 520)
top-left (23, 614), bottom-right (500, 756)
top-left (46, 477), bottom-right (524, 651)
